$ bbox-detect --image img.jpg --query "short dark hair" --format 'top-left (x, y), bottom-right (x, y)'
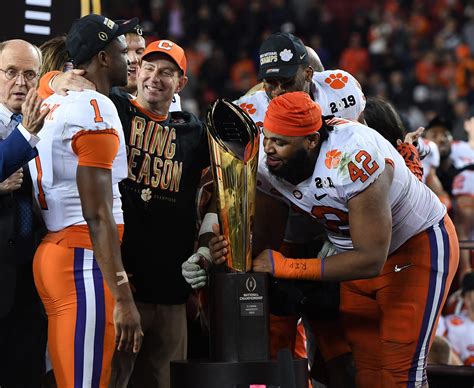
top-left (426, 116), bottom-right (452, 132)
top-left (364, 97), bottom-right (405, 147)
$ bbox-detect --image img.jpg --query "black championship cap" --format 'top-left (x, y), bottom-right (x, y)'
top-left (462, 272), bottom-right (474, 296)
top-left (66, 14), bottom-right (139, 66)
top-left (114, 19), bottom-right (143, 36)
top-left (258, 32), bottom-right (309, 80)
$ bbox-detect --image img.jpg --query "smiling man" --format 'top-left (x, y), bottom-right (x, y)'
top-left (40, 39), bottom-right (210, 388)
top-left (108, 40), bottom-right (210, 388)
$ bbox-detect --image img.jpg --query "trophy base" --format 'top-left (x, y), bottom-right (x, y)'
top-left (170, 355), bottom-right (309, 388)
top-left (209, 272), bottom-right (269, 362)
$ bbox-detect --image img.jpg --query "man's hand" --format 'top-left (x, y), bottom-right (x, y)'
top-left (208, 223), bottom-right (228, 265)
top-left (317, 240), bottom-right (337, 259)
top-left (252, 249), bottom-right (274, 274)
top-left (21, 89), bottom-right (50, 135)
top-left (0, 168), bottom-right (23, 194)
top-left (51, 69), bottom-right (96, 96)
top-left (397, 126), bottom-right (424, 146)
top-left (182, 254), bottom-right (208, 289)
top-left (113, 300), bottom-right (143, 353)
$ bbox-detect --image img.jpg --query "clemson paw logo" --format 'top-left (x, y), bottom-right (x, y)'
top-left (239, 103), bottom-right (257, 115)
top-left (325, 149), bottom-right (342, 169)
top-left (325, 73), bottom-right (348, 89)
top-left (141, 188), bottom-right (152, 202)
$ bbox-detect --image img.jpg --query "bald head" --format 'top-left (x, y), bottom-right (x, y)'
top-left (0, 39), bottom-right (42, 64)
top-left (0, 39), bottom-right (42, 113)
top-left (305, 46), bottom-right (324, 72)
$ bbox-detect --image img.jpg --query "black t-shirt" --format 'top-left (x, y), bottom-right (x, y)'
top-left (111, 93), bottom-right (210, 304)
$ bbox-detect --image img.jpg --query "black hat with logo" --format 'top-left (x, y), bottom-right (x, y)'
top-left (258, 32), bottom-right (309, 80)
top-left (66, 14), bottom-right (139, 66)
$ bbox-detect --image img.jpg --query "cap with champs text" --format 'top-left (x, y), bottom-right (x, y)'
top-left (141, 40), bottom-right (187, 75)
top-left (264, 91), bottom-right (322, 136)
top-left (258, 32), bottom-right (309, 80)
top-left (66, 14), bottom-right (139, 66)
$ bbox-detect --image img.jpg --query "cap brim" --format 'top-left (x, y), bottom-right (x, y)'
top-left (115, 17), bottom-right (139, 38)
top-left (258, 64), bottom-right (299, 81)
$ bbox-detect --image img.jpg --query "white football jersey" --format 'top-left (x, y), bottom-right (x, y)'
top-left (444, 312), bottom-right (474, 366)
top-left (451, 140), bottom-right (474, 196)
top-left (234, 69), bottom-right (365, 127)
top-left (421, 139), bottom-right (440, 184)
top-left (311, 70), bottom-right (366, 120)
top-left (29, 90), bottom-right (128, 232)
top-left (257, 119), bottom-right (446, 253)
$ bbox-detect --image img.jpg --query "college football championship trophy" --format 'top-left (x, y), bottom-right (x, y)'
top-left (206, 99), bottom-right (268, 362)
top-left (170, 100), bottom-right (308, 388)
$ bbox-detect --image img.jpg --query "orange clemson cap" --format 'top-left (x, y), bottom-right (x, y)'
top-left (142, 39), bottom-right (187, 75)
top-left (264, 91), bottom-right (322, 136)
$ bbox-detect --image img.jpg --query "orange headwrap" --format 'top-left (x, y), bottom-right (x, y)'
top-left (264, 91), bottom-right (322, 136)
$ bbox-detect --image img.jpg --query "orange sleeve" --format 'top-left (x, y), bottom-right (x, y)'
top-left (71, 129), bottom-right (119, 169)
top-left (37, 70), bottom-right (61, 99)
top-left (270, 250), bottom-right (323, 280)
top-left (396, 142), bottom-right (423, 181)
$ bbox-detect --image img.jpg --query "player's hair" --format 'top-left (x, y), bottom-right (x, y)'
top-left (426, 116), bottom-right (452, 132)
top-left (364, 96), bottom-right (405, 147)
top-left (39, 35), bottom-right (69, 78)
top-left (318, 116), bottom-right (335, 143)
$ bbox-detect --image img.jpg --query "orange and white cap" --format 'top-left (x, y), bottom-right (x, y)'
top-left (264, 91), bottom-right (322, 136)
top-left (142, 40), bottom-right (187, 74)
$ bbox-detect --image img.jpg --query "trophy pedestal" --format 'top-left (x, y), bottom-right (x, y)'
top-left (170, 357), bottom-right (309, 388)
top-left (170, 273), bottom-right (308, 388)
top-left (209, 272), bottom-right (269, 362)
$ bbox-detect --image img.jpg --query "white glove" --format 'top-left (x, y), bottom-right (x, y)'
top-left (182, 249), bottom-right (210, 289)
top-left (317, 240), bottom-right (337, 259)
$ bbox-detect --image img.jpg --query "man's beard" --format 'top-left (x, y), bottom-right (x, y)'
top-left (267, 148), bottom-right (314, 185)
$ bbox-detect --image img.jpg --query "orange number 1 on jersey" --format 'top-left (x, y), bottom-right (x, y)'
top-left (90, 99), bottom-right (104, 123)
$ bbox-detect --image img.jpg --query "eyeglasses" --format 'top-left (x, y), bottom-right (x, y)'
top-left (0, 68), bottom-right (38, 81)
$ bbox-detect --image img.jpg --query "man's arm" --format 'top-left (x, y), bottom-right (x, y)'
top-left (0, 88), bottom-right (48, 182)
top-left (0, 130), bottom-right (36, 182)
top-left (77, 165), bottom-right (142, 352)
top-left (253, 166), bottom-right (393, 282)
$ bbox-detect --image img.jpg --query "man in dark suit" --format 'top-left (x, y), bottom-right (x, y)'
top-left (0, 127), bottom-right (37, 181)
top-left (0, 39), bottom-right (49, 388)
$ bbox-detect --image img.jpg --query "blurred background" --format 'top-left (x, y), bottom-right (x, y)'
top-left (96, 0), bottom-right (474, 135)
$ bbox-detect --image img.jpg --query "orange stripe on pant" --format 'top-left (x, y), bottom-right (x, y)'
top-left (340, 215), bottom-right (459, 387)
top-left (33, 240), bottom-right (115, 388)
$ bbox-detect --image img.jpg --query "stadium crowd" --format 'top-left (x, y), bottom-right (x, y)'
top-left (0, 0), bottom-right (473, 387)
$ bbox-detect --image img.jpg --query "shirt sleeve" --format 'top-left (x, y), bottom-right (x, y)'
top-left (71, 130), bottom-right (119, 169)
top-left (37, 70), bottom-right (60, 99)
top-left (338, 135), bottom-right (386, 200)
top-left (17, 123), bottom-right (39, 147)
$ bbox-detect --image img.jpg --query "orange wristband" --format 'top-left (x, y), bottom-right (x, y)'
top-left (269, 250), bottom-right (323, 280)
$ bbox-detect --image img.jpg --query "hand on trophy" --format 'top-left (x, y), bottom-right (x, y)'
top-left (182, 253), bottom-right (208, 289)
top-left (208, 224), bottom-right (228, 266)
top-left (317, 240), bottom-right (337, 259)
